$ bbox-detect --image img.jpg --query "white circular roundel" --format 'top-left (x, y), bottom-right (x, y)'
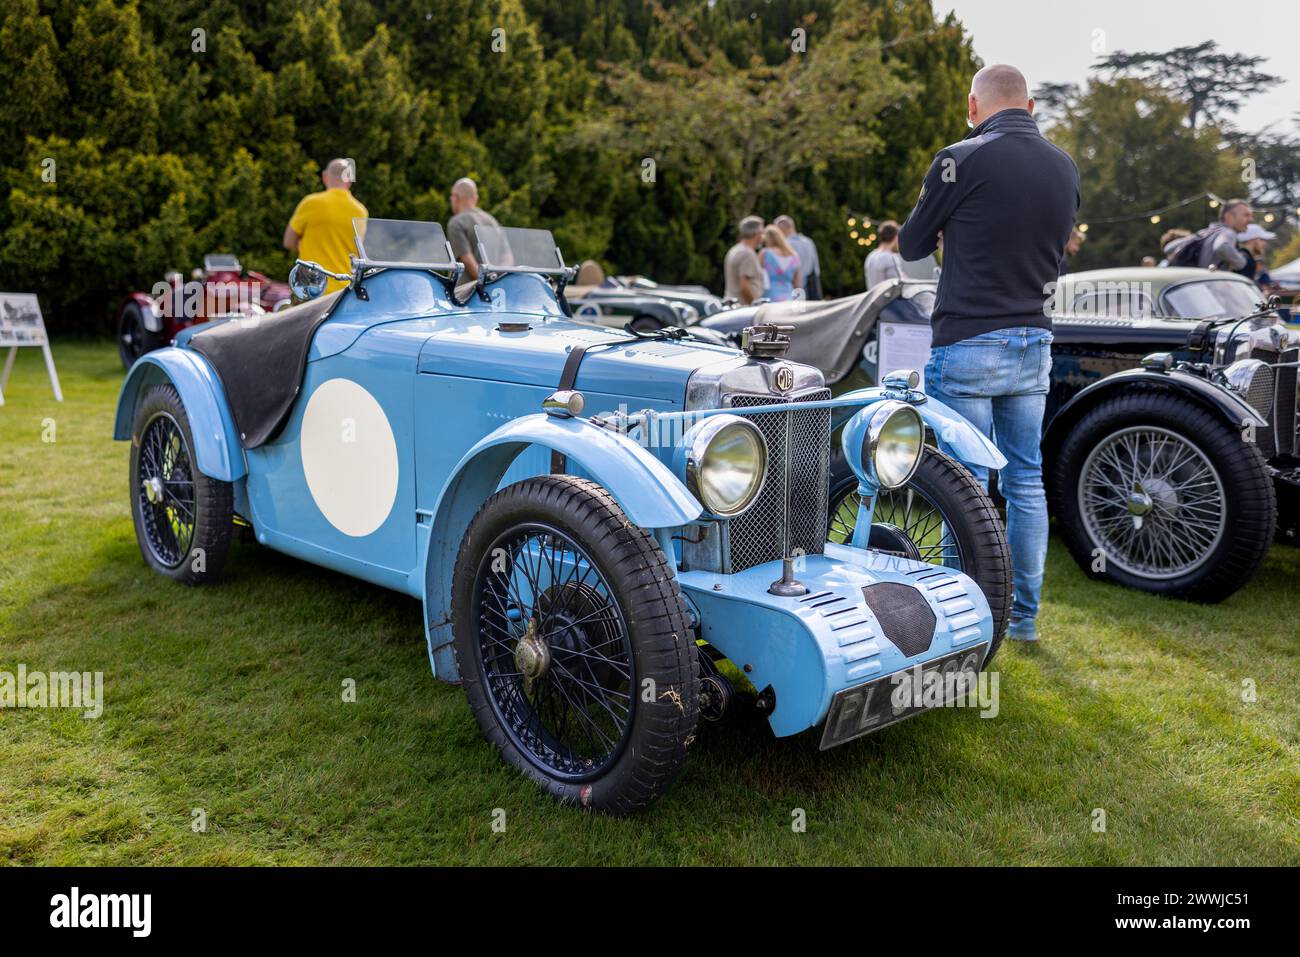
top-left (300, 378), bottom-right (399, 537)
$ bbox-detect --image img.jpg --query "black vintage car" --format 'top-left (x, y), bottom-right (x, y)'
top-left (698, 268), bottom-right (1299, 602)
top-left (565, 261), bottom-right (723, 332)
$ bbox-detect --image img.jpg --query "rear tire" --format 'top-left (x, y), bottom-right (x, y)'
top-left (129, 384), bottom-right (233, 584)
top-left (1051, 391), bottom-right (1275, 602)
top-left (452, 475), bottom-right (699, 814)
top-left (829, 446), bottom-right (1012, 663)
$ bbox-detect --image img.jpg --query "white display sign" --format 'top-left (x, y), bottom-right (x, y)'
top-left (0, 292), bottom-right (63, 405)
top-left (876, 319), bottom-right (932, 391)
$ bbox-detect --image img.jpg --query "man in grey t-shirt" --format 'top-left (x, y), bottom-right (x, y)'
top-left (724, 215), bottom-right (764, 304)
top-left (864, 220), bottom-right (904, 289)
top-left (446, 177), bottom-right (501, 279)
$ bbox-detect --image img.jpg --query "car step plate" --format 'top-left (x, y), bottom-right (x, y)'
top-left (820, 643), bottom-right (989, 750)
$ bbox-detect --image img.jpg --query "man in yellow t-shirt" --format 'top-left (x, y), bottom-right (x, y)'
top-left (283, 158), bottom-right (368, 292)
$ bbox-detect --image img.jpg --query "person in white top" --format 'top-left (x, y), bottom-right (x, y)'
top-left (864, 220), bottom-right (904, 290)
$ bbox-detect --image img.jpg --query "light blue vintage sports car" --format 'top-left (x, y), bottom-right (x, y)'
top-left (114, 219), bottom-right (1011, 813)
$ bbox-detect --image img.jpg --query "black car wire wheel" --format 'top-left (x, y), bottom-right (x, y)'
top-left (1052, 391), bottom-right (1276, 603)
top-left (471, 524), bottom-right (635, 779)
top-left (136, 412), bottom-right (197, 568)
top-left (452, 475), bottom-right (698, 814)
top-left (1077, 426), bottom-right (1226, 579)
top-left (129, 384), bottom-right (233, 585)
top-left (828, 447), bottom-right (1011, 661)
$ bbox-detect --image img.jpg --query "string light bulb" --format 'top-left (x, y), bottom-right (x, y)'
top-left (1150, 215), bottom-right (1161, 224)
top-left (847, 217), bottom-right (856, 227)
top-left (1078, 223), bottom-right (1089, 233)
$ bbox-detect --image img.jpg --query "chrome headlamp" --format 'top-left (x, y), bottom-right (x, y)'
top-left (843, 400), bottom-right (924, 490)
top-left (674, 414), bottom-right (767, 517)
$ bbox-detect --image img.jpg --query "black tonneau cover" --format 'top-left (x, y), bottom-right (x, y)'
top-left (187, 291), bottom-right (343, 449)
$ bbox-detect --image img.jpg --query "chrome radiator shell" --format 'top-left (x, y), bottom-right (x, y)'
top-left (681, 357), bottom-right (831, 573)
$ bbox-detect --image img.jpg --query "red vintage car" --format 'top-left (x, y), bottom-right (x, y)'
top-left (116, 254), bottom-right (292, 369)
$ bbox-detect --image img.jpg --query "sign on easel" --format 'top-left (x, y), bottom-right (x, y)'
top-left (877, 319), bottom-right (932, 391)
top-left (0, 292), bottom-right (63, 406)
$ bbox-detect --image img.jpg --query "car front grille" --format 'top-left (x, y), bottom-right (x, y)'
top-left (1250, 347), bottom-right (1298, 457)
top-left (723, 390), bottom-right (831, 572)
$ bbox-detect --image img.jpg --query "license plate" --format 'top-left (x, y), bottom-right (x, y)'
top-left (819, 643), bottom-right (989, 750)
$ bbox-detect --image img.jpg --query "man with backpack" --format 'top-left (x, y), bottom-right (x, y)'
top-left (1164, 200), bottom-right (1253, 270)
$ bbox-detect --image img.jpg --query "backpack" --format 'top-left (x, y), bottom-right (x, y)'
top-left (1164, 228), bottom-right (1210, 268)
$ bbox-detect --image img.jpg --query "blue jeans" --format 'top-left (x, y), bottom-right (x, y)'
top-left (925, 327), bottom-right (1053, 622)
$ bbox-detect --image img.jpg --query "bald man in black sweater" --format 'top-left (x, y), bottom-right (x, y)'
top-left (899, 64), bottom-right (1080, 644)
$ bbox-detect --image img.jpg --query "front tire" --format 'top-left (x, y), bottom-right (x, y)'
top-left (1051, 391), bottom-right (1275, 602)
top-left (829, 446), bottom-right (1013, 663)
top-left (129, 384), bottom-right (233, 584)
top-left (452, 475), bottom-right (699, 814)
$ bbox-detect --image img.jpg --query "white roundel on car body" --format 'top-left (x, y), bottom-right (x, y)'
top-left (300, 377), bottom-right (398, 537)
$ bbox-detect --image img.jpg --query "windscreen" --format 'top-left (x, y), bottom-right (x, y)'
top-left (203, 254), bottom-right (241, 272)
top-left (353, 218), bottom-right (453, 267)
top-left (475, 225), bottom-right (565, 273)
top-left (1162, 278), bottom-right (1263, 319)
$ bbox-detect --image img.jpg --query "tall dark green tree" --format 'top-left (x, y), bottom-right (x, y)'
top-left (1095, 40), bottom-right (1282, 129)
top-left (0, 0), bottom-right (980, 330)
top-left (1043, 78), bottom-right (1243, 269)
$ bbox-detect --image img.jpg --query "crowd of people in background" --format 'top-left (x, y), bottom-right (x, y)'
top-left (723, 214), bottom-right (823, 304)
top-left (283, 160), bottom-right (1287, 318)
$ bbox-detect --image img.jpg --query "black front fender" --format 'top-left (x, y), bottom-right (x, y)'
top-left (1041, 366), bottom-right (1267, 467)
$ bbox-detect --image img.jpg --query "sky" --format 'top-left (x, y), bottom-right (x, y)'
top-left (937, 0), bottom-right (1299, 134)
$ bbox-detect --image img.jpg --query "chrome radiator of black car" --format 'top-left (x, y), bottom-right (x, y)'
top-left (724, 390), bottom-right (832, 572)
top-left (1251, 346), bottom-right (1299, 457)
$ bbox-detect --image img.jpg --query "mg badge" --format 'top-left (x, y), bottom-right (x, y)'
top-left (773, 364), bottom-right (794, 393)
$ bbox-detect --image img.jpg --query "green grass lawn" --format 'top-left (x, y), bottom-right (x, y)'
top-left (1, 342), bottom-right (1297, 865)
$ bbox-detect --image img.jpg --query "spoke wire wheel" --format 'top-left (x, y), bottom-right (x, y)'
top-left (1052, 391), bottom-right (1275, 603)
top-left (828, 446), bottom-right (1012, 661)
top-left (453, 475), bottom-right (698, 814)
top-left (136, 411), bottom-right (198, 569)
top-left (128, 384), bottom-right (233, 585)
top-left (1077, 426), bottom-right (1226, 579)
top-left (472, 523), bottom-right (635, 780)
top-left (831, 485), bottom-right (963, 567)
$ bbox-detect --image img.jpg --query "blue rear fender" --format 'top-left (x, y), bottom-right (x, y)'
top-left (113, 348), bottom-right (246, 482)
top-left (421, 412), bottom-right (702, 681)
